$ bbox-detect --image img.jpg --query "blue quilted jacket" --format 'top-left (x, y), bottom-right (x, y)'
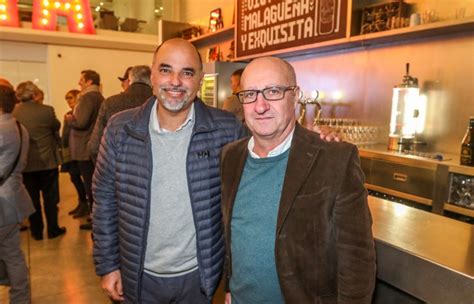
top-left (92, 97), bottom-right (246, 303)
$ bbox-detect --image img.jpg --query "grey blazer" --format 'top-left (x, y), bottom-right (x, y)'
top-left (0, 114), bottom-right (35, 226)
top-left (13, 101), bottom-right (61, 172)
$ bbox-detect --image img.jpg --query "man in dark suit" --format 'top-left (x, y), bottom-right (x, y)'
top-left (220, 57), bottom-right (376, 303)
top-left (65, 70), bottom-right (104, 229)
top-left (88, 65), bottom-right (153, 162)
top-left (13, 81), bottom-right (65, 240)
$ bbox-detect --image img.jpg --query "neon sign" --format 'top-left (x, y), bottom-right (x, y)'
top-left (0, 0), bottom-right (19, 27)
top-left (0, 0), bottom-right (95, 34)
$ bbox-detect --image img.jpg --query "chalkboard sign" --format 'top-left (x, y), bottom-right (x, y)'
top-left (235, 0), bottom-right (349, 59)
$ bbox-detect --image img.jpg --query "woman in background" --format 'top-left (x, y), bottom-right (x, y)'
top-left (61, 89), bottom-right (88, 218)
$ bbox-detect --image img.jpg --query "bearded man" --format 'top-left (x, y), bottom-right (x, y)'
top-left (91, 38), bottom-right (246, 303)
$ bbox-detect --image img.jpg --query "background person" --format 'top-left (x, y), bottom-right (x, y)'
top-left (222, 68), bottom-right (244, 122)
top-left (92, 38), bottom-right (246, 303)
top-left (33, 89), bottom-right (44, 104)
top-left (118, 66), bottom-right (132, 92)
top-left (88, 65), bottom-right (153, 162)
top-left (13, 81), bottom-right (65, 240)
top-left (61, 89), bottom-right (88, 218)
top-left (65, 70), bottom-right (104, 230)
top-left (0, 78), bottom-right (13, 89)
top-left (0, 84), bottom-right (35, 304)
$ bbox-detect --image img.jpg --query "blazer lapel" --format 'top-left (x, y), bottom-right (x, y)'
top-left (276, 124), bottom-right (321, 235)
top-left (223, 139), bottom-right (249, 221)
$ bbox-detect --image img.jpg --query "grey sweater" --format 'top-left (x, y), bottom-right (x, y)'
top-left (144, 105), bottom-right (198, 276)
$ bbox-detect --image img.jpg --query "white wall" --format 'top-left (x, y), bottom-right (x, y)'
top-left (0, 41), bottom-right (50, 107)
top-left (1, 40), bottom-right (153, 129)
top-left (180, 0), bottom-right (235, 32)
top-left (47, 44), bottom-right (153, 122)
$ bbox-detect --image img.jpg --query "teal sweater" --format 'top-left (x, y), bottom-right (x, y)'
top-left (230, 149), bottom-right (290, 304)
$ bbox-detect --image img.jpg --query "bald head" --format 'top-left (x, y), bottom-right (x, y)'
top-left (153, 38), bottom-right (203, 70)
top-left (150, 37), bottom-right (205, 115)
top-left (239, 56), bottom-right (299, 156)
top-left (241, 57), bottom-right (297, 88)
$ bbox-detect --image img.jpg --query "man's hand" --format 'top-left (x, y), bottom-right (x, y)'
top-left (101, 270), bottom-right (124, 301)
top-left (64, 113), bottom-right (74, 122)
top-left (315, 124), bottom-right (341, 142)
top-left (225, 292), bottom-right (231, 304)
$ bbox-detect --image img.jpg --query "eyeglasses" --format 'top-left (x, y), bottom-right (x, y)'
top-left (235, 86), bottom-right (299, 104)
top-left (65, 96), bottom-right (74, 100)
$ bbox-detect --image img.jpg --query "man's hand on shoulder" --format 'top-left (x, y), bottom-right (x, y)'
top-left (315, 124), bottom-right (342, 142)
top-left (225, 292), bottom-right (232, 304)
top-left (101, 269), bottom-right (124, 301)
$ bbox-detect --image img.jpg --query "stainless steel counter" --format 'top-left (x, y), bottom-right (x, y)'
top-left (360, 144), bottom-right (474, 220)
top-left (359, 144), bottom-right (474, 176)
top-left (369, 196), bottom-right (474, 303)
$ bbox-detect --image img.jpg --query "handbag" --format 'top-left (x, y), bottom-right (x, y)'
top-left (0, 121), bottom-right (22, 187)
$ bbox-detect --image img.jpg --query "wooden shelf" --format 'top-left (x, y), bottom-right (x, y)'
top-left (444, 203), bottom-right (474, 218)
top-left (189, 25), bottom-right (235, 47)
top-left (349, 17), bottom-right (474, 46)
top-left (232, 17), bottom-right (474, 60)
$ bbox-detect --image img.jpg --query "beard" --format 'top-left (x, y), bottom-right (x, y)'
top-left (157, 85), bottom-right (192, 112)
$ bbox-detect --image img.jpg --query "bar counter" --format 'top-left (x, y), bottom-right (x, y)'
top-left (359, 144), bottom-right (474, 176)
top-left (358, 144), bottom-right (474, 221)
top-left (369, 197), bottom-right (474, 303)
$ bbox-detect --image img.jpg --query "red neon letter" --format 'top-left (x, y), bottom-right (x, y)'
top-left (0, 0), bottom-right (20, 27)
top-left (32, 0), bottom-right (95, 34)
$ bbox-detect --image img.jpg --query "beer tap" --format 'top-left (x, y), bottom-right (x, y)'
top-left (297, 102), bottom-right (306, 125)
top-left (297, 90), bottom-right (321, 128)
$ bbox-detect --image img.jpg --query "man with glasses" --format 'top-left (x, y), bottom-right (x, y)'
top-left (220, 57), bottom-right (376, 303)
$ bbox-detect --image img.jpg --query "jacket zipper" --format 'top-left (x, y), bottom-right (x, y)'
top-left (136, 135), bottom-right (153, 302)
top-left (186, 127), bottom-right (214, 298)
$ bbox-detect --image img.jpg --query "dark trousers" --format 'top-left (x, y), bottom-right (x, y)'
top-left (23, 168), bottom-right (60, 237)
top-left (68, 161), bottom-right (87, 202)
top-left (140, 269), bottom-right (209, 304)
top-left (77, 160), bottom-right (94, 211)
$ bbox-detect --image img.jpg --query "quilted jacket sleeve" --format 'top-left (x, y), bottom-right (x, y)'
top-left (92, 122), bottom-right (120, 276)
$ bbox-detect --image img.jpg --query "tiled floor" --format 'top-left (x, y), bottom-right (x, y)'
top-left (1, 173), bottom-right (225, 303)
top-left (0, 173), bottom-right (108, 303)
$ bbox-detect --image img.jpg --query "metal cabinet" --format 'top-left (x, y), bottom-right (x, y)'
top-left (369, 159), bottom-right (436, 201)
top-left (359, 148), bottom-right (474, 223)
